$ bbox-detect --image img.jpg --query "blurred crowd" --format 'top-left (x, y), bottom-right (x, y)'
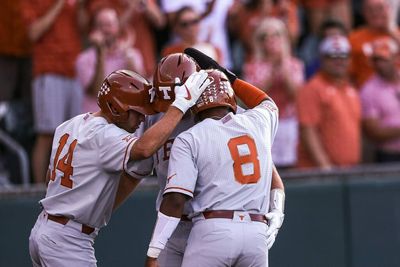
top-left (0, 0), bottom-right (400, 185)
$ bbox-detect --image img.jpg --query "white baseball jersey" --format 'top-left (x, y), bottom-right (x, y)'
top-left (41, 113), bottom-right (142, 229)
top-left (127, 107), bottom-right (246, 210)
top-left (165, 100), bottom-right (279, 216)
top-left (127, 112), bottom-right (196, 211)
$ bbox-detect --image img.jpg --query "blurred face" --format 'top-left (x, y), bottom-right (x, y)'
top-left (258, 27), bottom-right (285, 56)
top-left (116, 110), bottom-right (145, 133)
top-left (321, 53), bottom-right (350, 78)
top-left (176, 10), bottom-right (200, 42)
top-left (372, 56), bottom-right (397, 78)
top-left (95, 8), bottom-right (120, 45)
top-left (363, 0), bottom-right (390, 30)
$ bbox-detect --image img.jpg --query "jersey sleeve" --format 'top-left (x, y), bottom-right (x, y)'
top-left (164, 133), bottom-right (197, 198)
top-left (125, 156), bottom-right (154, 179)
top-left (248, 99), bottom-right (279, 143)
top-left (97, 126), bottom-right (138, 173)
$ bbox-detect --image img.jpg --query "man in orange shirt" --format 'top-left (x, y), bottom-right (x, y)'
top-left (22, 0), bottom-right (86, 184)
top-left (296, 35), bottom-right (361, 169)
top-left (349, 0), bottom-right (400, 88)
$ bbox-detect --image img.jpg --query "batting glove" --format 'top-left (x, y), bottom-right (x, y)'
top-left (171, 70), bottom-right (211, 113)
top-left (265, 189), bottom-right (285, 250)
top-left (184, 47), bottom-right (237, 84)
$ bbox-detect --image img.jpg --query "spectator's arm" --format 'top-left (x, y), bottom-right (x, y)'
top-left (77, 0), bottom-right (90, 36)
top-left (144, 0), bottom-right (166, 29)
top-left (300, 125), bottom-right (332, 170)
top-left (363, 118), bottom-right (400, 142)
top-left (28, 0), bottom-right (65, 42)
top-left (87, 46), bottom-right (105, 97)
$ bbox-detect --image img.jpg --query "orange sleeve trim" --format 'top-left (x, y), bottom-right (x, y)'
top-left (122, 137), bottom-right (138, 173)
top-left (232, 79), bottom-right (269, 109)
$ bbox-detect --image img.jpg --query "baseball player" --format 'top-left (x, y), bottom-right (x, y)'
top-left (145, 68), bottom-right (285, 267)
top-left (28, 69), bottom-right (210, 267)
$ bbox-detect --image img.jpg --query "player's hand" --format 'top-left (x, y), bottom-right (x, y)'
top-left (171, 70), bottom-right (211, 113)
top-left (145, 256), bottom-right (159, 267)
top-left (265, 209), bottom-right (284, 250)
top-left (184, 47), bottom-right (237, 84)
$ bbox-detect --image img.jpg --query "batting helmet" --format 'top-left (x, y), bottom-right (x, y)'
top-left (153, 53), bottom-right (200, 112)
top-left (191, 69), bottom-right (237, 114)
top-left (97, 70), bottom-right (156, 123)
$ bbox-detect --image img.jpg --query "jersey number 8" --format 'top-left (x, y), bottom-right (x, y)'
top-left (50, 133), bottom-right (77, 189)
top-left (228, 135), bottom-right (261, 184)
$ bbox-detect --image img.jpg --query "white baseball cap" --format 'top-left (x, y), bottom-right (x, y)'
top-left (319, 35), bottom-right (351, 56)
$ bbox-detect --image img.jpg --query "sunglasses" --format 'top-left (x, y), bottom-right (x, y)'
top-left (324, 53), bottom-right (349, 59)
top-left (179, 18), bottom-right (200, 28)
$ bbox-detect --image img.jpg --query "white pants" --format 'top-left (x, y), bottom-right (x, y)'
top-left (158, 220), bottom-right (193, 267)
top-left (29, 211), bottom-right (97, 267)
top-left (182, 214), bottom-right (268, 267)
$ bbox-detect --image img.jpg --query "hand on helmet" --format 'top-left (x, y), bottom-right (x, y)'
top-left (171, 70), bottom-right (211, 113)
top-left (184, 47), bottom-right (237, 84)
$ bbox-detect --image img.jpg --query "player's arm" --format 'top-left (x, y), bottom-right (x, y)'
top-left (113, 171), bottom-right (141, 211)
top-left (130, 70), bottom-right (211, 161)
top-left (146, 135), bottom-right (196, 264)
top-left (184, 47), bottom-right (270, 108)
top-left (265, 165), bottom-right (285, 250)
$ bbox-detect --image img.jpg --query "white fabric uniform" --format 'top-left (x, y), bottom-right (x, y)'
top-left (128, 112), bottom-right (195, 267)
top-left (129, 107), bottom-right (246, 266)
top-left (29, 113), bottom-right (143, 267)
top-left (165, 100), bottom-right (279, 267)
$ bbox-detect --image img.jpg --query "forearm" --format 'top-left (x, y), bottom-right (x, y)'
top-left (131, 107), bottom-right (183, 160)
top-left (77, 0), bottom-right (90, 36)
top-left (271, 165), bottom-right (284, 190)
top-left (301, 126), bottom-right (332, 168)
top-left (29, 0), bottom-right (64, 42)
top-left (144, 0), bottom-right (166, 29)
top-left (113, 172), bottom-right (141, 211)
top-left (364, 120), bottom-right (400, 142)
top-left (88, 49), bottom-right (105, 96)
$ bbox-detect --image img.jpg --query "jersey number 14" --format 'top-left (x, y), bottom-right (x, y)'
top-left (50, 133), bottom-right (77, 189)
top-left (228, 135), bottom-right (261, 184)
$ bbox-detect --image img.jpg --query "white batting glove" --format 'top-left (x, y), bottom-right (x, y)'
top-left (171, 70), bottom-right (211, 113)
top-left (265, 189), bottom-right (285, 250)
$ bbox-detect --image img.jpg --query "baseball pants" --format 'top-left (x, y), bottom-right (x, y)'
top-left (29, 211), bottom-right (97, 267)
top-left (158, 220), bottom-right (193, 267)
top-left (182, 213), bottom-right (269, 267)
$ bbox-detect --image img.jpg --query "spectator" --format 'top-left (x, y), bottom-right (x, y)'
top-left (349, 0), bottom-right (400, 89)
top-left (299, 18), bottom-right (348, 79)
top-left (296, 36), bottom-right (361, 169)
top-left (360, 37), bottom-right (400, 162)
top-left (76, 7), bottom-right (144, 113)
top-left (243, 18), bottom-right (304, 168)
top-left (228, 0), bottom-right (298, 62)
top-left (21, 0), bottom-right (85, 184)
top-left (161, 6), bottom-right (222, 62)
top-left (161, 0), bottom-right (233, 68)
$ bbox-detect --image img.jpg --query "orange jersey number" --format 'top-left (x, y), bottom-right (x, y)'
top-left (50, 133), bottom-right (78, 188)
top-left (227, 135), bottom-right (260, 184)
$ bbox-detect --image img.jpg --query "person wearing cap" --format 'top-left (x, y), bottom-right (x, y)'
top-left (296, 35), bottom-right (361, 169)
top-left (360, 37), bottom-right (400, 162)
top-left (349, 0), bottom-right (400, 89)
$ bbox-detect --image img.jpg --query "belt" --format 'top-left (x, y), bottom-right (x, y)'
top-left (181, 214), bottom-right (191, 222)
top-left (47, 214), bottom-right (95, 235)
top-left (202, 210), bottom-right (268, 224)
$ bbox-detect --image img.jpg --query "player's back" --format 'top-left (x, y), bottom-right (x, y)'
top-left (42, 113), bottom-right (136, 228)
top-left (178, 105), bottom-right (276, 216)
